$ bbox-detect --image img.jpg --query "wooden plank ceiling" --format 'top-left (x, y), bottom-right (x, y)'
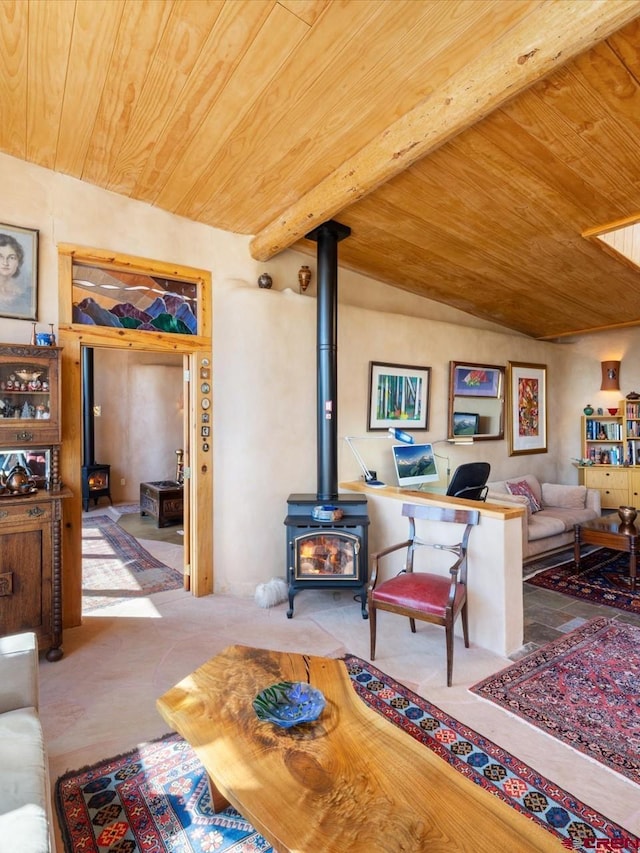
top-left (2, 0), bottom-right (640, 339)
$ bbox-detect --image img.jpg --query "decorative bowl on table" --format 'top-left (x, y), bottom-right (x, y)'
top-left (253, 681), bottom-right (326, 728)
top-left (311, 504), bottom-right (343, 522)
top-left (618, 505), bottom-right (638, 525)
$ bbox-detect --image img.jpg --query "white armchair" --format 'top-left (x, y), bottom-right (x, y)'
top-left (0, 632), bottom-right (55, 853)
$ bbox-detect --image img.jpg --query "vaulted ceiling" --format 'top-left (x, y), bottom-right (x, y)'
top-left (2, 0), bottom-right (640, 339)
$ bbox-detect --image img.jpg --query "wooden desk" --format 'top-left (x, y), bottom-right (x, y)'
top-left (157, 645), bottom-right (559, 852)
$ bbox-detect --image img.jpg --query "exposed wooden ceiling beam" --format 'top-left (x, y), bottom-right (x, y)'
top-left (250, 0), bottom-right (640, 261)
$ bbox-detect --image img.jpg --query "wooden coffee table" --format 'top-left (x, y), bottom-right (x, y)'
top-left (157, 644), bottom-right (559, 852)
top-left (574, 516), bottom-right (638, 591)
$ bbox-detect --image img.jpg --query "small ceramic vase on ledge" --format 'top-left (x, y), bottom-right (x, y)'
top-left (298, 265), bottom-right (312, 293)
top-left (583, 404), bottom-right (594, 415)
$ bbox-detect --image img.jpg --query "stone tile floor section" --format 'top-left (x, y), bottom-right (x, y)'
top-left (518, 577), bottom-right (640, 660)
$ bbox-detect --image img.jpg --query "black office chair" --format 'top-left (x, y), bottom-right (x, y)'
top-left (446, 462), bottom-right (491, 501)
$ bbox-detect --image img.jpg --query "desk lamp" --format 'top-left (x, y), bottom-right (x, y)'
top-left (345, 427), bottom-right (414, 487)
top-left (433, 437), bottom-right (475, 485)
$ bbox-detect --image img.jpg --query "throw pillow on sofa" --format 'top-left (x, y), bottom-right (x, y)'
top-left (506, 479), bottom-right (542, 513)
top-left (541, 483), bottom-right (587, 509)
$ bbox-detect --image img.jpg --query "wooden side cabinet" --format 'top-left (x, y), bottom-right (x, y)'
top-left (0, 488), bottom-right (71, 660)
top-left (580, 466), bottom-right (630, 509)
top-left (628, 470), bottom-right (640, 506)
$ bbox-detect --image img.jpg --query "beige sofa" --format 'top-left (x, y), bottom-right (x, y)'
top-left (486, 474), bottom-right (601, 562)
top-left (0, 632), bottom-right (55, 853)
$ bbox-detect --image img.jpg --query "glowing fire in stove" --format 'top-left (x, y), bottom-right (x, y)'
top-left (88, 472), bottom-right (108, 490)
top-left (298, 534), bottom-right (356, 577)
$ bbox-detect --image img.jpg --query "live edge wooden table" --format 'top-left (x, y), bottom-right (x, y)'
top-left (157, 644), bottom-right (560, 852)
top-left (574, 516), bottom-right (638, 591)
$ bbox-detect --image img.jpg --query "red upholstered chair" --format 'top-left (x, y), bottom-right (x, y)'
top-left (368, 503), bottom-right (480, 686)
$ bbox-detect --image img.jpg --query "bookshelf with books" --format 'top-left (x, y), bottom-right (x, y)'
top-left (579, 402), bottom-right (640, 508)
top-left (581, 413), bottom-right (624, 466)
top-left (624, 399), bottom-right (640, 466)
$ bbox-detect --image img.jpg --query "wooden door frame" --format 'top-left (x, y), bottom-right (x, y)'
top-left (57, 245), bottom-right (213, 629)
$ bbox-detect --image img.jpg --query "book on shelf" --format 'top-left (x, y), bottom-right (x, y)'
top-left (585, 420), bottom-right (622, 441)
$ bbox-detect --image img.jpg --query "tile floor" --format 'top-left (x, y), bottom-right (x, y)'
top-left (522, 565), bottom-right (640, 655)
top-left (40, 513), bottom-right (640, 850)
top-left (116, 507), bottom-right (184, 547)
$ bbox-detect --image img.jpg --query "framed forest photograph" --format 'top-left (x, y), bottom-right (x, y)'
top-left (368, 361), bottom-right (430, 431)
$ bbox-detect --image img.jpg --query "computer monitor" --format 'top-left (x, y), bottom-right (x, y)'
top-left (453, 412), bottom-right (480, 436)
top-left (392, 443), bottom-right (439, 488)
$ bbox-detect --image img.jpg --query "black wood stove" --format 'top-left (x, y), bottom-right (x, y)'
top-left (82, 463), bottom-right (112, 511)
top-left (285, 494), bottom-right (369, 618)
top-left (284, 220), bottom-right (369, 618)
top-left (81, 347), bottom-right (112, 511)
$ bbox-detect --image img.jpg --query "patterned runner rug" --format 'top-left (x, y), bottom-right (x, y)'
top-left (471, 618), bottom-right (640, 785)
top-left (106, 503), bottom-right (142, 518)
top-left (525, 548), bottom-right (640, 614)
top-left (55, 654), bottom-right (638, 852)
top-left (82, 514), bottom-right (182, 612)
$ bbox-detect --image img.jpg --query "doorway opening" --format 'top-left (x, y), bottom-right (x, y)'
top-left (80, 345), bottom-right (187, 615)
top-left (57, 243), bottom-right (213, 630)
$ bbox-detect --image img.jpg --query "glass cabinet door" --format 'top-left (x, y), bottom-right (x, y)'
top-left (0, 345), bottom-right (60, 446)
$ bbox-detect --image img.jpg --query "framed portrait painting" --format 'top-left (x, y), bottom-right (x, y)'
top-left (368, 361), bottom-right (430, 431)
top-left (507, 361), bottom-right (547, 455)
top-left (0, 223), bottom-right (38, 320)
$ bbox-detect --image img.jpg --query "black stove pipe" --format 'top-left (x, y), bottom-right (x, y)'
top-left (82, 347), bottom-right (95, 467)
top-left (306, 220), bottom-right (351, 501)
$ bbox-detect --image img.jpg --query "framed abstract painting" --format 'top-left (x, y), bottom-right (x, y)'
top-left (507, 361), bottom-right (547, 455)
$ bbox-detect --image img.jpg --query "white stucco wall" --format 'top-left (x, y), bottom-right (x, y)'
top-left (92, 352), bottom-right (184, 501)
top-left (2, 151), bottom-right (640, 603)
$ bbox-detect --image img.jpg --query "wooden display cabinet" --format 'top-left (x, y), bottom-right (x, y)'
top-left (0, 343), bottom-right (66, 659)
top-left (0, 344), bottom-right (61, 448)
top-left (0, 488), bottom-right (71, 660)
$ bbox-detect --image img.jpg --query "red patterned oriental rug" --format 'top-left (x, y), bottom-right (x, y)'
top-left (55, 654), bottom-right (638, 853)
top-left (471, 618), bottom-right (640, 785)
top-left (82, 514), bottom-right (182, 612)
top-left (525, 547), bottom-right (640, 615)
